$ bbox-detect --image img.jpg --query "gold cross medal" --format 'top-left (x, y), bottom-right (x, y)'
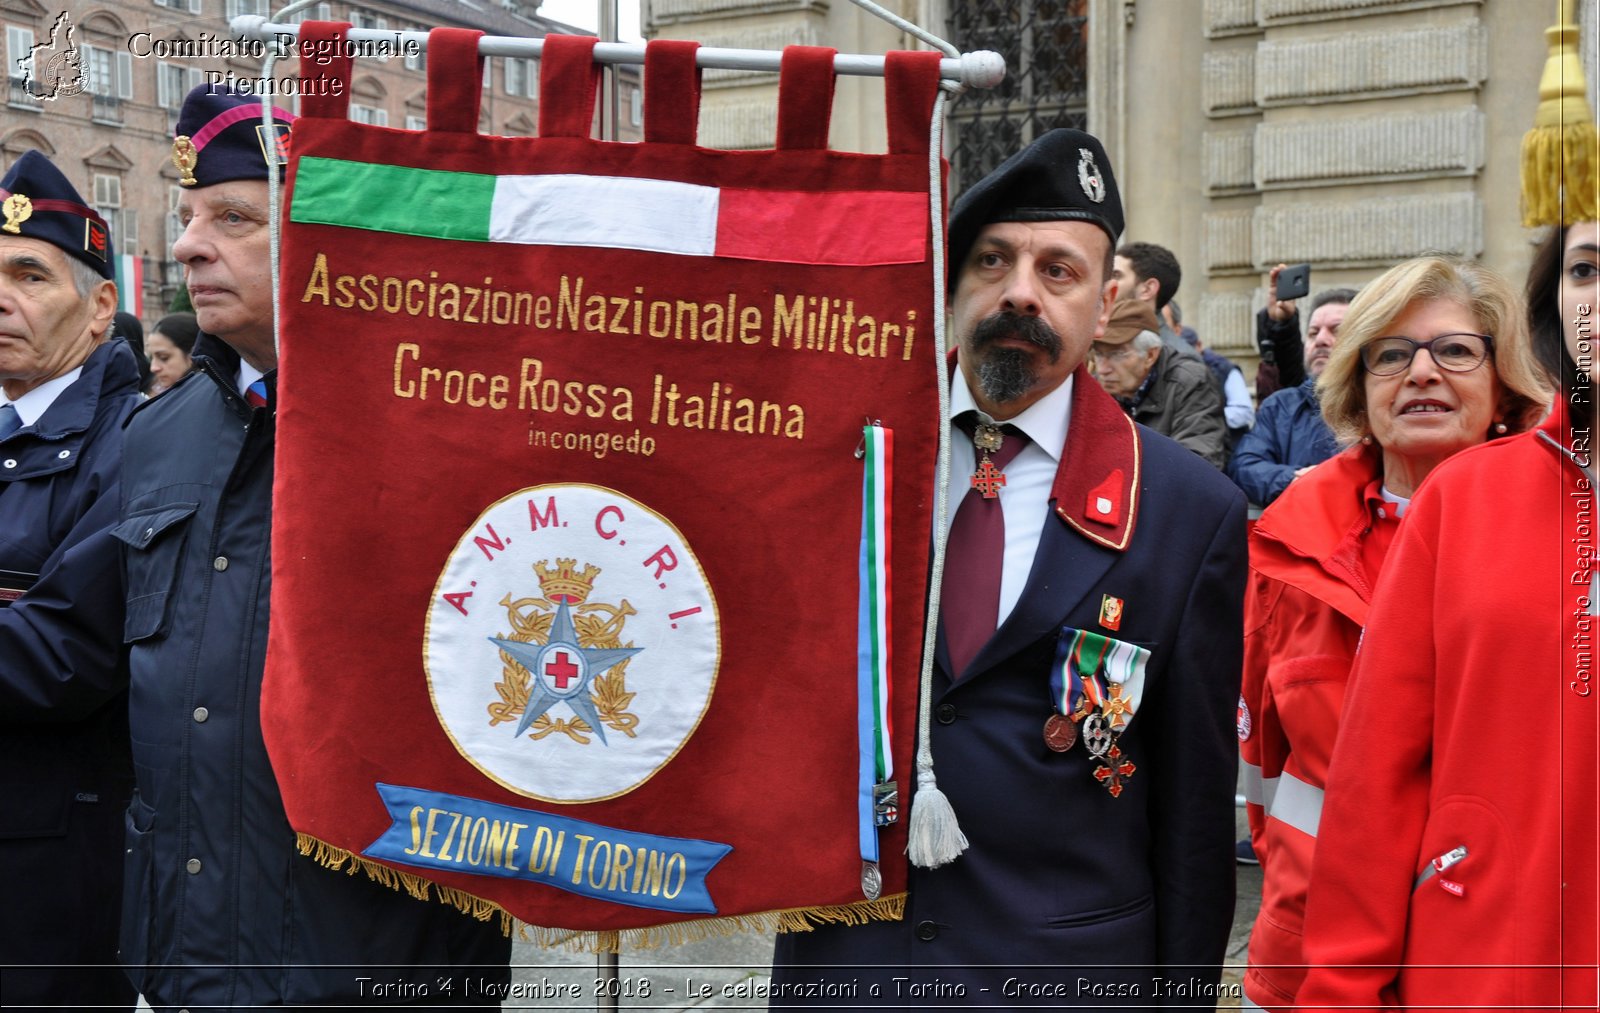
top-left (970, 421), bottom-right (1007, 499)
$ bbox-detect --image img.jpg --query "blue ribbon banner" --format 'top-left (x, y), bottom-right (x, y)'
top-left (364, 783), bottom-right (733, 914)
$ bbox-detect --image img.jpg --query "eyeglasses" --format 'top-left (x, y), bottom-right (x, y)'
top-left (1360, 333), bottom-right (1494, 377)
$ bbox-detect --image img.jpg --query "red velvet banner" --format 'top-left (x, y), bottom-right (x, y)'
top-left (263, 24), bottom-right (945, 938)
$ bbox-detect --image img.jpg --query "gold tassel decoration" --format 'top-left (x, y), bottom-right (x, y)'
top-left (1522, 0), bottom-right (1600, 227)
top-left (291, 832), bottom-right (906, 950)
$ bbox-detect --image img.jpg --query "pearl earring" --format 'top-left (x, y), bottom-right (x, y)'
top-left (1361, 434), bottom-right (1373, 445)
top-left (1494, 422), bottom-right (1507, 435)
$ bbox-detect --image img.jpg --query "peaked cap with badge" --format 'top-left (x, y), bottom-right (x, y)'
top-left (172, 84), bottom-right (295, 189)
top-left (946, 128), bottom-right (1123, 288)
top-left (0, 150), bottom-right (114, 280)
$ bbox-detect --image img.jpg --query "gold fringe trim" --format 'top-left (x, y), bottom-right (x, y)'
top-left (295, 833), bottom-right (517, 936)
top-left (293, 833), bottom-right (902, 950)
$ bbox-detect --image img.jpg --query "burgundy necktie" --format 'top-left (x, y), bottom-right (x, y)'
top-left (941, 414), bottom-right (1029, 680)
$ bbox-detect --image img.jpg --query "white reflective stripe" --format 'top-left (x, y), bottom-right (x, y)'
top-left (1240, 761), bottom-right (1279, 810)
top-left (1269, 770), bottom-right (1324, 839)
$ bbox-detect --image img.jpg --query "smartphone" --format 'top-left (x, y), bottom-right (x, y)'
top-left (1276, 263), bottom-right (1311, 301)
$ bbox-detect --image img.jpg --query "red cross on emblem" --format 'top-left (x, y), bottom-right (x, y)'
top-left (1093, 744), bottom-right (1137, 798)
top-left (971, 458), bottom-right (1007, 499)
top-left (544, 650), bottom-right (580, 690)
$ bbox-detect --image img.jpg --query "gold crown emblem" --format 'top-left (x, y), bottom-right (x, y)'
top-left (535, 558), bottom-right (601, 604)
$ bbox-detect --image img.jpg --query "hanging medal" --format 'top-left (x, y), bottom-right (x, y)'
top-left (1045, 624), bottom-right (1110, 752)
top-left (1049, 627), bottom-right (1151, 798)
top-left (970, 420), bottom-right (1008, 499)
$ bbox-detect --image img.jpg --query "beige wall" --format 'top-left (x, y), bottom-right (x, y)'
top-left (650, 0), bottom-right (1597, 372)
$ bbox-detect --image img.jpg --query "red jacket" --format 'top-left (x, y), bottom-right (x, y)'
top-left (1297, 405), bottom-right (1598, 1011)
top-left (1240, 444), bottom-right (1401, 1011)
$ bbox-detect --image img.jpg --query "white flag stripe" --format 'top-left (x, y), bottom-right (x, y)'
top-left (489, 174), bottom-right (720, 255)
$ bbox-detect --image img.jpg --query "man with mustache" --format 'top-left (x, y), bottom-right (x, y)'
top-left (772, 129), bottom-right (1246, 1005)
top-left (1228, 283), bottom-right (1356, 507)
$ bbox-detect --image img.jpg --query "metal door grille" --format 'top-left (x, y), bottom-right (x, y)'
top-left (946, 0), bottom-right (1090, 194)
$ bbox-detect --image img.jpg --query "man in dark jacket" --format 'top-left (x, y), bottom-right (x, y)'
top-left (115, 85), bottom-right (510, 1007)
top-left (1229, 285), bottom-right (1356, 506)
top-left (0, 150), bottom-right (141, 1010)
top-left (772, 129), bottom-right (1244, 1005)
top-left (1092, 298), bottom-right (1229, 469)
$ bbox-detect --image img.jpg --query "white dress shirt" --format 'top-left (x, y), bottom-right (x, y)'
top-left (1, 366), bottom-right (84, 425)
top-left (237, 358), bottom-right (265, 398)
top-left (946, 371), bottom-right (1075, 630)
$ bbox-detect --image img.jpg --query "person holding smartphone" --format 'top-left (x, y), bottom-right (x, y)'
top-left (1227, 270), bottom-right (1357, 507)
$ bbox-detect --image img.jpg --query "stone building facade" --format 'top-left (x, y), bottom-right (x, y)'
top-left (2, 0), bottom-right (640, 326)
top-left (646, 0), bottom-right (1598, 369)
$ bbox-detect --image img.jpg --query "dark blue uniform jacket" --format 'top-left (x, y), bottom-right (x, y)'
top-left (773, 368), bottom-right (1246, 1006)
top-left (116, 336), bottom-right (509, 1008)
top-left (1, 339), bottom-right (140, 1007)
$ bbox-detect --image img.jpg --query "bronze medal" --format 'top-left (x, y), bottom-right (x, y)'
top-left (1043, 713), bottom-right (1077, 752)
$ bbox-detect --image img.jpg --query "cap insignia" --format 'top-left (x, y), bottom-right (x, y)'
top-left (2, 193), bottom-right (31, 234)
top-left (1077, 148), bottom-right (1106, 204)
top-left (172, 135), bottom-right (198, 187)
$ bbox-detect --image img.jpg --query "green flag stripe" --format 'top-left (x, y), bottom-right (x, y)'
top-left (291, 156), bottom-right (495, 242)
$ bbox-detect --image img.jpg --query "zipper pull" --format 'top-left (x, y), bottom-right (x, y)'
top-left (1430, 845), bottom-right (1468, 896)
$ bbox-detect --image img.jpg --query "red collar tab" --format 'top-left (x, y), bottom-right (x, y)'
top-left (1053, 364), bottom-right (1141, 551)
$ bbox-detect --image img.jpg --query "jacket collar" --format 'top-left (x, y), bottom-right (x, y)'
top-left (1250, 443), bottom-right (1385, 620)
top-left (0, 339), bottom-right (137, 446)
top-left (1051, 362), bottom-right (1141, 551)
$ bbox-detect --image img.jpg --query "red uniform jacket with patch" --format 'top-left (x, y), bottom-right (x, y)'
top-left (1239, 444), bottom-right (1400, 1011)
top-left (1297, 407), bottom-right (1598, 1012)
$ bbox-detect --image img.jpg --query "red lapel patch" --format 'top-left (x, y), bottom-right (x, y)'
top-left (1051, 364), bottom-right (1140, 551)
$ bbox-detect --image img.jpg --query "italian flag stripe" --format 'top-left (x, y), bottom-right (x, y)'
top-left (856, 424), bottom-right (894, 864)
top-left (291, 156), bottom-right (926, 266)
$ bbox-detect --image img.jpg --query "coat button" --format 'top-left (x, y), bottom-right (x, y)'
top-left (2, 459), bottom-right (15, 469)
top-left (143, 528), bottom-right (154, 539)
top-left (57, 449), bottom-right (70, 459)
top-left (186, 858), bottom-right (202, 874)
top-left (936, 704), bottom-right (957, 724)
top-left (193, 707), bottom-right (209, 723)
top-left (914, 920), bottom-right (939, 941)
top-left (213, 556), bottom-right (229, 571)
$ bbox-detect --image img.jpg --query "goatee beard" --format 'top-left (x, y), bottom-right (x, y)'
top-left (970, 313), bottom-right (1063, 405)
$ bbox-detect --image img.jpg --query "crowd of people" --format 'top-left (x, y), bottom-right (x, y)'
top-left (0, 22), bottom-right (1595, 1011)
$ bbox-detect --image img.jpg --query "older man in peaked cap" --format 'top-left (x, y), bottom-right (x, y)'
top-left (115, 86), bottom-right (510, 1008)
top-left (0, 149), bottom-right (141, 1010)
top-left (772, 129), bottom-right (1245, 1004)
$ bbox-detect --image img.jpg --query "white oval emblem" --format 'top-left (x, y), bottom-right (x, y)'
top-left (1077, 147), bottom-right (1107, 204)
top-left (424, 484), bottom-right (720, 803)
top-left (1236, 693), bottom-right (1252, 742)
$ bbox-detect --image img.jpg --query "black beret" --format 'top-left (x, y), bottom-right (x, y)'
top-left (172, 84), bottom-right (295, 189)
top-left (947, 129), bottom-right (1123, 289)
top-left (0, 150), bottom-right (114, 280)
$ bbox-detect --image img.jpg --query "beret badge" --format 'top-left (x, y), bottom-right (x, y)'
top-left (1077, 148), bottom-right (1106, 205)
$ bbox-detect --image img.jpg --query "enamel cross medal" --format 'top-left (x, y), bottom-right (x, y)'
top-left (971, 421), bottom-right (1007, 499)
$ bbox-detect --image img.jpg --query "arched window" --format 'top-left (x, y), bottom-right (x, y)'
top-left (946, 0), bottom-right (1089, 192)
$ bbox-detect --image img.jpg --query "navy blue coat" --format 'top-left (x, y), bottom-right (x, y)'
top-left (1225, 379), bottom-right (1339, 508)
top-left (116, 337), bottom-right (509, 1007)
top-left (0, 339), bottom-right (140, 1008)
top-left (772, 370), bottom-right (1246, 1006)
